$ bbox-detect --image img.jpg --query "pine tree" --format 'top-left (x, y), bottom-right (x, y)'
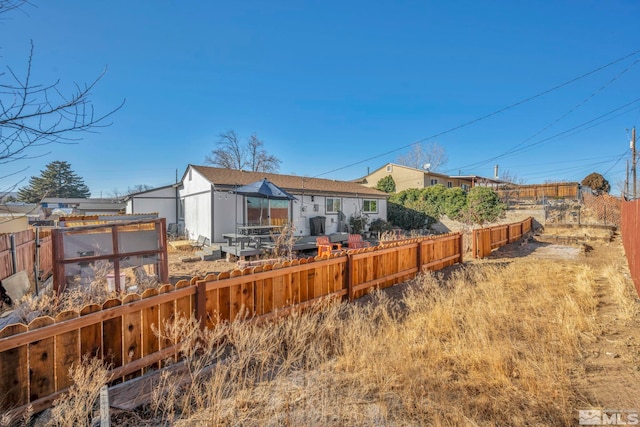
top-left (17, 161), bottom-right (91, 202)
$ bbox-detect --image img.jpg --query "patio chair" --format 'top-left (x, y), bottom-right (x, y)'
top-left (347, 234), bottom-right (371, 249)
top-left (167, 223), bottom-right (179, 239)
top-left (190, 235), bottom-right (207, 250)
top-left (316, 236), bottom-right (343, 257)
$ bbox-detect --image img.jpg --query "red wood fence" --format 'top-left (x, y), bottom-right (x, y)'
top-left (0, 229), bottom-right (52, 284)
top-left (0, 232), bottom-right (463, 418)
top-left (472, 217), bottom-right (534, 259)
top-left (496, 183), bottom-right (579, 200)
top-left (621, 200), bottom-right (640, 297)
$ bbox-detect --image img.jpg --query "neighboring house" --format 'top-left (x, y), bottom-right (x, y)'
top-left (179, 165), bottom-right (388, 243)
top-left (124, 184), bottom-right (180, 230)
top-left (358, 163), bottom-right (503, 192)
top-left (0, 214), bottom-right (29, 233)
top-left (41, 198), bottom-right (126, 216)
top-left (358, 163), bottom-right (458, 193)
top-left (0, 203), bottom-right (44, 222)
top-left (447, 175), bottom-right (504, 190)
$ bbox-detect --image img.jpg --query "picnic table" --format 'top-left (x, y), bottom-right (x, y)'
top-left (222, 233), bottom-right (252, 249)
top-left (236, 225), bottom-right (283, 235)
top-left (222, 233), bottom-right (276, 249)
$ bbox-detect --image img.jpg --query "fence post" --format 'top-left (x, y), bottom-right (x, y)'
top-left (347, 253), bottom-right (354, 302)
top-left (416, 239), bottom-right (423, 275)
top-left (9, 234), bottom-right (17, 275)
top-left (34, 228), bottom-right (40, 296)
top-left (472, 229), bottom-right (477, 259)
top-left (458, 233), bottom-right (464, 264)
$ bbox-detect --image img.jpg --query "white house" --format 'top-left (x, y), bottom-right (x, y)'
top-left (179, 165), bottom-right (388, 243)
top-left (124, 184), bottom-right (180, 230)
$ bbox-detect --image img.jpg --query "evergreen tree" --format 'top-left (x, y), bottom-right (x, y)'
top-left (375, 175), bottom-right (396, 193)
top-left (17, 161), bottom-right (91, 202)
top-left (460, 187), bottom-right (506, 226)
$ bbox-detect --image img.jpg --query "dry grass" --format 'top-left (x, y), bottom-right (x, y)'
top-left (42, 253), bottom-right (635, 426)
top-left (44, 356), bottom-right (110, 427)
top-left (603, 259), bottom-right (640, 322)
top-left (141, 258), bottom-right (601, 426)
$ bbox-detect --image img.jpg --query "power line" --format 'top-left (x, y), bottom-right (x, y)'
top-left (450, 96), bottom-right (640, 172)
top-left (453, 55), bottom-right (640, 172)
top-left (312, 48), bottom-right (640, 178)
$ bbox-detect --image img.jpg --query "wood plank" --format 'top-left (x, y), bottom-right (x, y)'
top-left (217, 272), bottom-right (231, 322)
top-left (0, 323), bottom-right (29, 411)
top-left (54, 310), bottom-right (80, 390)
top-left (262, 265), bottom-right (274, 314)
top-left (28, 316), bottom-right (55, 402)
top-left (141, 289), bottom-right (159, 373)
top-left (272, 265), bottom-right (285, 310)
top-left (80, 304), bottom-right (102, 358)
top-left (102, 299), bottom-right (123, 373)
top-left (158, 284), bottom-right (176, 366)
top-left (253, 266), bottom-right (264, 316)
top-left (241, 269), bottom-right (254, 318)
top-left (122, 294), bottom-right (142, 381)
top-left (229, 270), bottom-right (242, 321)
top-left (175, 280), bottom-right (192, 322)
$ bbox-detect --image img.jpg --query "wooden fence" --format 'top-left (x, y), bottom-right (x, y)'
top-left (0, 229), bottom-right (52, 284)
top-left (472, 217), bottom-right (534, 259)
top-left (0, 232), bottom-right (463, 417)
top-left (621, 199), bottom-right (640, 297)
top-left (496, 183), bottom-right (580, 201)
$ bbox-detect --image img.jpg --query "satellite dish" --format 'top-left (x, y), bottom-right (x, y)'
top-left (423, 163), bottom-right (431, 170)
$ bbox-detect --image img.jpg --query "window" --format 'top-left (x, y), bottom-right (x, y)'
top-left (188, 169), bottom-right (192, 181)
top-left (386, 165), bottom-right (393, 172)
top-left (363, 199), bottom-right (378, 213)
top-left (462, 184), bottom-right (469, 191)
top-left (430, 179), bottom-right (438, 185)
top-left (246, 197), bottom-right (290, 226)
top-left (326, 198), bottom-right (341, 213)
top-left (447, 181), bottom-right (453, 188)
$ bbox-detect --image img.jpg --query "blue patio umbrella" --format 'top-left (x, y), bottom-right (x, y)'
top-left (234, 178), bottom-right (296, 200)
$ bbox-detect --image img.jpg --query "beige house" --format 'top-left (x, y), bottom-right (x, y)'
top-left (357, 163), bottom-right (469, 192)
top-left (357, 163), bottom-right (505, 192)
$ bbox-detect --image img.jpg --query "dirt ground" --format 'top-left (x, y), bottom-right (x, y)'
top-left (499, 234), bottom-right (640, 410)
top-left (167, 243), bottom-right (238, 284)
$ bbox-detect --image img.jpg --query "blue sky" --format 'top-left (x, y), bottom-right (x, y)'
top-left (2, 0), bottom-right (639, 197)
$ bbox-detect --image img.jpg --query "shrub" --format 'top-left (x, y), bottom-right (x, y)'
top-left (388, 201), bottom-right (432, 230)
top-left (369, 218), bottom-right (393, 234)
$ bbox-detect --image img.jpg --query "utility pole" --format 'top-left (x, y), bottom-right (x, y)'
top-left (626, 159), bottom-right (630, 199)
top-left (633, 127), bottom-right (637, 200)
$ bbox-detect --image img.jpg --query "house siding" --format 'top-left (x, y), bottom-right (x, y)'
top-left (179, 168), bottom-right (214, 241)
top-left (126, 186), bottom-right (178, 227)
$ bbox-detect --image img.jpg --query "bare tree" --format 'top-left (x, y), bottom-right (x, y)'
top-left (500, 170), bottom-right (526, 185)
top-left (205, 130), bottom-right (281, 173)
top-left (1, 1), bottom-right (124, 196)
top-left (396, 142), bottom-right (448, 171)
top-left (247, 134), bottom-right (281, 173)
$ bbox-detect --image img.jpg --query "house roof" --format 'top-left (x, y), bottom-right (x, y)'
top-left (0, 203), bottom-right (42, 217)
top-left (448, 175), bottom-right (506, 185)
top-left (188, 165), bottom-right (387, 198)
top-left (124, 184), bottom-right (178, 200)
